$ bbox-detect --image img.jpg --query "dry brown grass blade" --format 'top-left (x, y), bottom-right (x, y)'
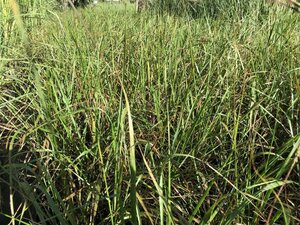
top-left (136, 192), bottom-right (155, 225)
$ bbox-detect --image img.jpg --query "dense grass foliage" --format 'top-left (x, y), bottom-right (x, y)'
top-left (151, 0), bottom-right (300, 17)
top-left (1, 1), bottom-right (300, 225)
top-left (150, 0), bottom-right (262, 18)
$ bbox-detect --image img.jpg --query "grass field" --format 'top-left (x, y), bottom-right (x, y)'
top-left (0, 1), bottom-right (300, 224)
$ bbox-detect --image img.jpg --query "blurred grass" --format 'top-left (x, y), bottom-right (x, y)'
top-left (0, 1), bottom-right (300, 224)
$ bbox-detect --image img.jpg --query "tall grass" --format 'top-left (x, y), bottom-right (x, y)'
top-left (150, 0), bottom-right (300, 18)
top-left (150, 0), bottom-right (256, 18)
top-left (1, 1), bottom-right (299, 224)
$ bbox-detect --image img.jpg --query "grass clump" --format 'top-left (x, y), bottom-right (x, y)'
top-left (1, 2), bottom-right (300, 225)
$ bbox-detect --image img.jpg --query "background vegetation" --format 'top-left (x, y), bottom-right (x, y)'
top-left (0, 0), bottom-right (299, 224)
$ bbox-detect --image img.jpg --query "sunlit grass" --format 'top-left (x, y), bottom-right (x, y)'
top-left (0, 1), bottom-right (299, 224)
